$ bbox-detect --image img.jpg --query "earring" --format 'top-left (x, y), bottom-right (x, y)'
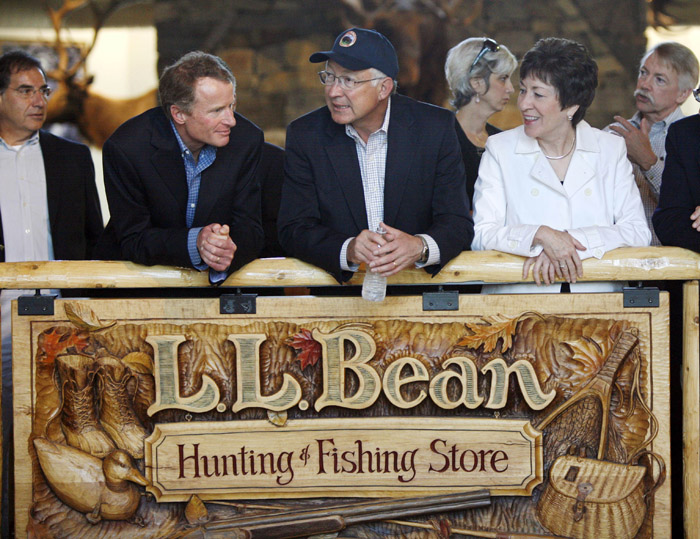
top-left (475, 94), bottom-right (480, 103)
top-left (567, 114), bottom-right (573, 121)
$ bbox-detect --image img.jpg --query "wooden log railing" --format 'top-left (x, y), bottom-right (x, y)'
top-left (0, 247), bottom-right (698, 289)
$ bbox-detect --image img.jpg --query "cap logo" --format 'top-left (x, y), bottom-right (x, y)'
top-left (339, 31), bottom-right (357, 47)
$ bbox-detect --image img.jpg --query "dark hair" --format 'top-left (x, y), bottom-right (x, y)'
top-left (520, 37), bottom-right (597, 126)
top-left (0, 50), bottom-right (45, 93)
top-left (159, 51), bottom-right (236, 120)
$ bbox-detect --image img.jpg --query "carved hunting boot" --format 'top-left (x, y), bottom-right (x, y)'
top-left (97, 356), bottom-right (147, 459)
top-left (56, 355), bottom-right (115, 458)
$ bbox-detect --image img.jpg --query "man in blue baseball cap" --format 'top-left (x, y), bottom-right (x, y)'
top-left (278, 28), bottom-right (473, 283)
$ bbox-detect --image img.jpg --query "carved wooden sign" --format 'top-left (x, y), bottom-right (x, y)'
top-left (12, 295), bottom-right (670, 538)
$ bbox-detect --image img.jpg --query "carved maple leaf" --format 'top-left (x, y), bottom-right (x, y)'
top-left (458, 314), bottom-right (522, 353)
top-left (287, 328), bottom-right (322, 369)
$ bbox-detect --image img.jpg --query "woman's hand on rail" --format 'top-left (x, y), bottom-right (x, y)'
top-left (532, 225), bottom-right (586, 283)
top-left (523, 251), bottom-right (557, 285)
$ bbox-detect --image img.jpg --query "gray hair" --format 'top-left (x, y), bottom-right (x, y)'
top-left (445, 37), bottom-right (517, 109)
top-left (641, 41), bottom-right (699, 91)
top-left (159, 51), bottom-right (236, 120)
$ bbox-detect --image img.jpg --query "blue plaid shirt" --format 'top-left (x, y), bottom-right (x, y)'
top-left (170, 122), bottom-right (226, 281)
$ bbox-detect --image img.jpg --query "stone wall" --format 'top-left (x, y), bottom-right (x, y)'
top-left (154, 0), bottom-right (647, 145)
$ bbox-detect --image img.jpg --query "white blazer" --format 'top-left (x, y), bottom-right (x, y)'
top-left (471, 121), bottom-right (651, 293)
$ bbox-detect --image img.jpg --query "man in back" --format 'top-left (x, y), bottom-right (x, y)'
top-left (278, 28), bottom-right (472, 284)
top-left (99, 51), bottom-right (263, 282)
top-left (607, 42), bottom-right (699, 244)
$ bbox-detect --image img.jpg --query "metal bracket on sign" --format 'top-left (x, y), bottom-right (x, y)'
top-left (423, 288), bottom-right (459, 311)
top-left (623, 286), bottom-right (659, 308)
top-left (220, 290), bottom-right (257, 315)
top-left (18, 291), bottom-right (56, 316)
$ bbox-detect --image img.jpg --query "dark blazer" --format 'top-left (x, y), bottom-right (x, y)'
top-left (278, 94), bottom-right (473, 283)
top-left (98, 107), bottom-right (264, 276)
top-left (0, 130), bottom-right (103, 262)
top-left (653, 115), bottom-right (700, 252)
top-left (258, 142), bottom-right (285, 258)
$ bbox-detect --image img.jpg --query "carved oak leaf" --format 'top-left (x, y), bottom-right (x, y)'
top-left (40, 328), bottom-right (89, 364)
top-left (287, 328), bottom-right (321, 369)
top-left (64, 302), bottom-right (116, 332)
top-left (459, 314), bottom-right (521, 353)
top-left (122, 351), bottom-right (154, 375)
top-left (184, 494), bottom-right (209, 525)
top-left (267, 410), bottom-right (288, 427)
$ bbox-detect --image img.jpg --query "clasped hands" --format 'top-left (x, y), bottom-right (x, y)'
top-left (523, 225), bottom-right (586, 286)
top-left (197, 223), bottom-right (236, 272)
top-left (347, 222), bottom-right (423, 277)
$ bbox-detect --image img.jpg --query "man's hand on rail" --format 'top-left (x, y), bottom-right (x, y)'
top-left (197, 223), bottom-right (236, 272)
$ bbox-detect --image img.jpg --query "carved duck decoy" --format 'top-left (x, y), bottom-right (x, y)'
top-left (33, 437), bottom-right (149, 523)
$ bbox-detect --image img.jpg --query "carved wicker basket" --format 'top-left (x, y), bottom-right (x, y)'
top-left (536, 453), bottom-right (662, 539)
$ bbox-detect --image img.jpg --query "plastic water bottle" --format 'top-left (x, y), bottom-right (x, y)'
top-left (362, 227), bottom-right (387, 302)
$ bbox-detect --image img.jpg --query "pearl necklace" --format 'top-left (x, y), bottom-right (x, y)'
top-left (540, 134), bottom-right (576, 160)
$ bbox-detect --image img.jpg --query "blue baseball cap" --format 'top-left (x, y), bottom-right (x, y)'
top-left (309, 28), bottom-right (399, 79)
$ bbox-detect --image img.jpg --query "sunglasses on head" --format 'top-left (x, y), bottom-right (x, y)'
top-left (469, 38), bottom-right (500, 74)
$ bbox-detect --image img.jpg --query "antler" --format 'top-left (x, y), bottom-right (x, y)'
top-left (44, 0), bottom-right (138, 82)
top-left (45, 0), bottom-right (90, 80)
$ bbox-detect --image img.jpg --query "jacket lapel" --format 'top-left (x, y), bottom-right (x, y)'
top-left (325, 121), bottom-right (368, 231)
top-left (562, 121), bottom-right (597, 197)
top-left (383, 98), bottom-right (416, 226)
top-left (39, 131), bottom-right (60, 230)
top-left (194, 149), bottom-right (226, 225)
top-left (150, 115), bottom-right (188, 212)
top-left (516, 129), bottom-right (566, 195)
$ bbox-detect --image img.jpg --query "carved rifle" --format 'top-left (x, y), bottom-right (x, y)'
top-left (184, 489), bottom-right (490, 539)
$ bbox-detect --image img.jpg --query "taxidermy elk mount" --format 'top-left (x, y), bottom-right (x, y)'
top-left (44, 0), bottom-right (157, 147)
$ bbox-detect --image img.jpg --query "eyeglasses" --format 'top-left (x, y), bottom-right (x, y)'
top-left (469, 38), bottom-right (500, 74)
top-left (694, 86), bottom-right (700, 103)
top-left (318, 71), bottom-right (385, 90)
top-left (7, 85), bottom-right (52, 100)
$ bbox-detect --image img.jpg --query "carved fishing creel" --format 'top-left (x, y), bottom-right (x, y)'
top-left (536, 328), bottom-right (665, 539)
top-left (536, 450), bottom-right (664, 539)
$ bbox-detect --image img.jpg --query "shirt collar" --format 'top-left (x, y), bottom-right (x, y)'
top-left (169, 120), bottom-right (216, 161)
top-left (345, 97), bottom-right (392, 143)
top-left (632, 106), bottom-right (685, 128)
top-left (0, 130), bottom-right (40, 151)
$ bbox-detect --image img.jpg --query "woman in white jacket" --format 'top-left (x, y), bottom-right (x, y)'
top-left (472, 38), bottom-right (650, 293)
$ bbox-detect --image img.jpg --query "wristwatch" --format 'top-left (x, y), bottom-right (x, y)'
top-left (418, 236), bottom-right (429, 264)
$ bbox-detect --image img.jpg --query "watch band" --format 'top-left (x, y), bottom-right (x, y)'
top-left (419, 236), bottom-right (429, 264)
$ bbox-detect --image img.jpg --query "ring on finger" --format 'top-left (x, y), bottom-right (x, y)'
top-left (394, 261), bottom-right (397, 267)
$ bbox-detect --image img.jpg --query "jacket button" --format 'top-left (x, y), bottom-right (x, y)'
top-left (531, 188), bottom-right (539, 196)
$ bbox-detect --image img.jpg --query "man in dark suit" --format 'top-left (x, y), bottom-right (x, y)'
top-left (653, 96), bottom-right (700, 252)
top-left (0, 50), bottom-right (103, 262)
top-left (278, 28), bottom-right (472, 283)
top-left (99, 51), bottom-right (263, 282)
top-left (0, 49), bottom-right (103, 534)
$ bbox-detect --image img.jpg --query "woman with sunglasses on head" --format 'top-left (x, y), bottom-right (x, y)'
top-left (472, 37), bottom-right (650, 293)
top-left (445, 37), bottom-right (517, 205)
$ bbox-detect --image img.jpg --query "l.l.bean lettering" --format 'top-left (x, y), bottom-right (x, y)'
top-left (146, 329), bottom-right (555, 416)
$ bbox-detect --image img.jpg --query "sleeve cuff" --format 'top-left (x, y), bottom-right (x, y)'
top-left (340, 237), bottom-right (360, 272)
top-left (415, 234), bottom-right (440, 267)
top-left (188, 227), bottom-right (207, 270)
